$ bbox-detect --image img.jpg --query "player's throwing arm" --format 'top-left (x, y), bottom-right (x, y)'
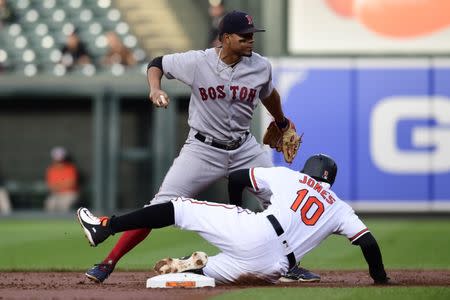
top-left (147, 57), bottom-right (170, 108)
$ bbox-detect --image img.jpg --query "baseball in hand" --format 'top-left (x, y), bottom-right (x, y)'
top-left (158, 95), bottom-right (168, 107)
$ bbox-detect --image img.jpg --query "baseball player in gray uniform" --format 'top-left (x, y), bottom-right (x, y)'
top-left (77, 154), bottom-right (389, 284)
top-left (84, 10), bottom-right (318, 283)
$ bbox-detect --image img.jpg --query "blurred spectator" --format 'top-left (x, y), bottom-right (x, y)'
top-left (60, 29), bottom-right (93, 70)
top-left (0, 0), bottom-right (15, 28)
top-left (102, 31), bottom-right (136, 67)
top-left (44, 147), bottom-right (80, 212)
top-left (207, 0), bottom-right (227, 47)
top-left (0, 172), bottom-right (12, 215)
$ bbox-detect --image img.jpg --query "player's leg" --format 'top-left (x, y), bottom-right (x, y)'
top-left (79, 203), bottom-right (209, 277)
top-left (77, 203), bottom-right (175, 247)
top-left (84, 228), bottom-right (151, 283)
top-left (229, 135), bottom-right (273, 208)
top-left (150, 138), bottom-right (228, 205)
top-left (169, 197), bottom-right (288, 282)
top-left (202, 252), bottom-right (282, 284)
top-left (152, 251), bottom-right (283, 284)
top-left (85, 140), bottom-right (227, 282)
top-left (78, 198), bottom-right (286, 283)
top-left (78, 204), bottom-right (233, 282)
top-left (182, 198), bottom-right (308, 283)
top-left (202, 253), bottom-right (246, 284)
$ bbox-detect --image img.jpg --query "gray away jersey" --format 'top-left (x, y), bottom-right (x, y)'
top-left (162, 48), bottom-right (274, 141)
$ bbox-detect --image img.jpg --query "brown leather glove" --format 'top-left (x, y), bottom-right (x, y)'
top-left (263, 119), bottom-right (302, 164)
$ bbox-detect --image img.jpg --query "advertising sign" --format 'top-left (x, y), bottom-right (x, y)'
top-left (288, 0), bottom-right (450, 54)
top-left (270, 58), bottom-right (450, 211)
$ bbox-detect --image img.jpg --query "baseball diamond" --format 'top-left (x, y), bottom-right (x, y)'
top-left (1, 1), bottom-right (449, 299)
top-left (0, 270), bottom-right (448, 299)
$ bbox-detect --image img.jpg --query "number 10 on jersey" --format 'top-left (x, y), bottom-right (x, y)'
top-left (290, 189), bottom-right (325, 226)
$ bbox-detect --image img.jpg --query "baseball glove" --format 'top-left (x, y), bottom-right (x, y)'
top-left (263, 119), bottom-right (302, 164)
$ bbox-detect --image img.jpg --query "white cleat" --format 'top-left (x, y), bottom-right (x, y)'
top-left (154, 251), bottom-right (208, 274)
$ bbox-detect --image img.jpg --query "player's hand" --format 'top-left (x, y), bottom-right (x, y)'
top-left (371, 269), bottom-right (390, 285)
top-left (149, 90), bottom-right (170, 108)
top-left (374, 276), bottom-right (390, 285)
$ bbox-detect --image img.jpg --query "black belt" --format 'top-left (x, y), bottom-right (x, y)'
top-left (194, 132), bottom-right (247, 151)
top-left (266, 214), bottom-right (296, 269)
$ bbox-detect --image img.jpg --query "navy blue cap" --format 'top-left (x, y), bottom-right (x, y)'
top-left (218, 10), bottom-right (265, 36)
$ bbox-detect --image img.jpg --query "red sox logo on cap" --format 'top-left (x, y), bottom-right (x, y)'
top-left (219, 10), bottom-right (265, 36)
top-left (245, 15), bottom-right (254, 25)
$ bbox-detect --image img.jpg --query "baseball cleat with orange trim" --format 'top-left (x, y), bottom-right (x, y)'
top-left (77, 207), bottom-right (112, 247)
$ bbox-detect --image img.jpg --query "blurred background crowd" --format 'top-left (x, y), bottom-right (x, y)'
top-left (0, 0), bottom-right (233, 77)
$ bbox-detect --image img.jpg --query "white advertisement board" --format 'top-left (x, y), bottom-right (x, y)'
top-left (288, 0), bottom-right (450, 54)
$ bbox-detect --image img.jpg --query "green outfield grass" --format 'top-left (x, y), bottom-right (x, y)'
top-left (212, 287), bottom-right (450, 300)
top-left (1, 218), bottom-right (449, 300)
top-left (1, 218), bottom-right (449, 271)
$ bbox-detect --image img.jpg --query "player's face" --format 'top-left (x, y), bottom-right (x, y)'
top-left (227, 33), bottom-right (255, 57)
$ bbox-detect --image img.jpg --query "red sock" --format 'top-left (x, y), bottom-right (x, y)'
top-left (103, 228), bottom-right (151, 265)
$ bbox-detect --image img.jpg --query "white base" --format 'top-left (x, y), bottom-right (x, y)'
top-left (146, 273), bottom-right (215, 288)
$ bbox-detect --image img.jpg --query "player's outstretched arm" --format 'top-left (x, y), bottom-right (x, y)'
top-left (261, 88), bottom-right (287, 126)
top-left (352, 232), bottom-right (389, 284)
top-left (228, 169), bottom-right (252, 207)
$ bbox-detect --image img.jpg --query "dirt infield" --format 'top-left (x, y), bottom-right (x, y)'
top-left (1, 270), bottom-right (449, 299)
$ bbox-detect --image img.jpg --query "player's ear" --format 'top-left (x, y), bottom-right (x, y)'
top-left (224, 33), bottom-right (231, 45)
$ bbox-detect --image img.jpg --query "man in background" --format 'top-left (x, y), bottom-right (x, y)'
top-left (60, 29), bottom-right (93, 71)
top-left (44, 147), bottom-right (79, 212)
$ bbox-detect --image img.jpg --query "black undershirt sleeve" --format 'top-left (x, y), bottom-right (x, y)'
top-left (228, 169), bottom-right (253, 207)
top-left (147, 56), bottom-right (163, 72)
top-left (352, 232), bottom-right (389, 284)
top-left (109, 202), bottom-right (174, 233)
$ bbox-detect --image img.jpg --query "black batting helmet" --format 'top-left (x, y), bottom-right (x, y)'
top-left (301, 154), bottom-right (338, 186)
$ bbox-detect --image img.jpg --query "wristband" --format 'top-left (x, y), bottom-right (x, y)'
top-left (275, 118), bottom-right (288, 130)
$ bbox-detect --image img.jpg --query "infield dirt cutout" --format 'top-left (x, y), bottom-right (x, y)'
top-left (1, 270), bottom-right (449, 299)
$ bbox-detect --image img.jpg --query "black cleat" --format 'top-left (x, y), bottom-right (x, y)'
top-left (279, 265), bottom-right (321, 282)
top-left (85, 261), bottom-right (115, 283)
top-left (76, 207), bottom-right (112, 247)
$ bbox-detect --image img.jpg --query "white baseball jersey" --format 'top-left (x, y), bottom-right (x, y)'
top-left (251, 167), bottom-right (369, 261)
top-left (162, 48), bottom-right (273, 141)
top-left (170, 167), bottom-right (368, 283)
